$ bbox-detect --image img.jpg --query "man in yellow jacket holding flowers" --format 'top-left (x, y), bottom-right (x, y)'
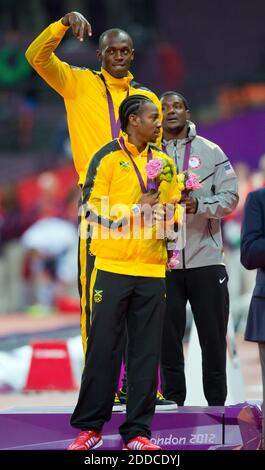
top-left (68, 94), bottom-right (182, 451)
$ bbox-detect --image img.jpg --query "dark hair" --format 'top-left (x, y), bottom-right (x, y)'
top-left (160, 91), bottom-right (189, 110)
top-left (98, 29), bottom-right (133, 50)
top-left (119, 94), bottom-right (152, 132)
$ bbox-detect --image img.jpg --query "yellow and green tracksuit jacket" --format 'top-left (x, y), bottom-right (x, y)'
top-left (82, 134), bottom-right (182, 278)
top-left (25, 20), bottom-right (162, 186)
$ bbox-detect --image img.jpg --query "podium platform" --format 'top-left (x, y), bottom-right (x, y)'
top-left (0, 403), bottom-right (261, 450)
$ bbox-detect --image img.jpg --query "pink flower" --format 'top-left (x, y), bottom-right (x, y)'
top-left (167, 250), bottom-right (180, 270)
top-left (185, 173), bottom-right (201, 191)
top-left (146, 159), bottom-right (163, 179)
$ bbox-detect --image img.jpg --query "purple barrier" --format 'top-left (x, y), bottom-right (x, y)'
top-left (224, 403), bottom-right (262, 450)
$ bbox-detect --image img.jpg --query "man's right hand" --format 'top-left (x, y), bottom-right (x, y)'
top-left (62, 12), bottom-right (92, 42)
top-left (138, 191), bottom-right (160, 208)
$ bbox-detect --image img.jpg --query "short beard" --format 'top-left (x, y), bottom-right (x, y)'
top-left (165, 123), bottom-right (186, 136)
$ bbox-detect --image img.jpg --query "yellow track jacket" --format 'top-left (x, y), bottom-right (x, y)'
top-left (25, 20), bottom-right (161, 185)
top-left (82, 135), bottom-right (182, 278)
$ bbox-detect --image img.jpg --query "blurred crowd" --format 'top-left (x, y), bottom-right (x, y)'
top-left (0, 171), bottom-right (80, 314)
top-left (223, 156), bottom-right (265, 331)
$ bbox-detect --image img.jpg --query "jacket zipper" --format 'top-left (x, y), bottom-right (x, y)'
top-left (182, 248), bottom-right (186, 269)
top-left (208, 220), bottom-right (218, 247)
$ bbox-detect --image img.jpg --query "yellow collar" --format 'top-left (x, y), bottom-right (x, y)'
top-left (120, 133), bottom-right (149, 158)
top-left (101, 68), bottom-right (133, 90)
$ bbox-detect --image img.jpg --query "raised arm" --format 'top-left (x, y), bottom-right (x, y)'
top-left (25, 12), bottom-right (92, 98)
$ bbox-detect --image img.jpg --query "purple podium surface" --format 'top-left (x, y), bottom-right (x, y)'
top-left (0, 404), bottom-right (261, 450)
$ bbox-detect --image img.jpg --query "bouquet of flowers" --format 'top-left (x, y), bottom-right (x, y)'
top-left (176, 171), bottom-right (202, 196)
top-left (145, 158), bottom-right (175, 191)
top-left (145, 158), bottom-right (179, 270)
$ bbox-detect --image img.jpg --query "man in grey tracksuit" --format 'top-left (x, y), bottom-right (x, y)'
top-left (160, 91), bottom-right (239, 406)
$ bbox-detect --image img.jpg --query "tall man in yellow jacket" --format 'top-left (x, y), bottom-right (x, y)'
top-left (68, 95), bottom-right (181, 451)
top-left (25, 13), bottom-right (161, 388)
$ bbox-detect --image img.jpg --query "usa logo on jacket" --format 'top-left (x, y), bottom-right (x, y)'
top-left (189, 156), bottom-right (201, 170)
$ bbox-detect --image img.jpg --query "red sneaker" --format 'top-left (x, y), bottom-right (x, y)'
top-left (123, 436), bottom-right (161, 450)
top-left (68, 430), bottom-right (103, 450)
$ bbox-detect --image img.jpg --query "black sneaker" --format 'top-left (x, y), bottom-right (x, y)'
top-left (118, 388), bottom-right (127, 405)
top-left (118, 389), bottom-right (177, 411)
top-left (112, 393), bottom-right (125, 412)
top-left (155, 391), bottom-right (178, 411)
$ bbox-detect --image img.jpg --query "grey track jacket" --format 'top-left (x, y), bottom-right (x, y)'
top-left (163, 122), bottom-right (239, 269)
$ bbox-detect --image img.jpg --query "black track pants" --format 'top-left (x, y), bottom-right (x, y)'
top-left (71, 269), bottom-right (166, 443)
top-left (161, 265), bottom-right (229, 406)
